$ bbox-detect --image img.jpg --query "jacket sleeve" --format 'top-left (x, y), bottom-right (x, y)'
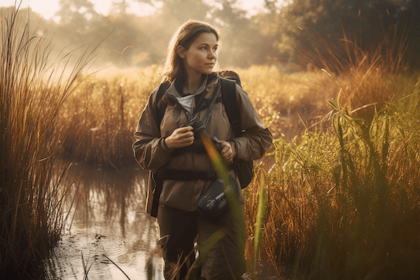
top-left (230, 84), bottom-right (273, 161)
top-left (132, 88), bottom-right (173, 170)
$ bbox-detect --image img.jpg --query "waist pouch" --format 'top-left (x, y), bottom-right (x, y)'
top-left (197, 176), bottom-right (240, 221)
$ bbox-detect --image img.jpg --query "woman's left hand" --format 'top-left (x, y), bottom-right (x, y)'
top-left (220, 141), bottom-right (235, 164)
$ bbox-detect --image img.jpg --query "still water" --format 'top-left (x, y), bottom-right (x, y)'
top-left (48, 163), bottom-right (163, 280)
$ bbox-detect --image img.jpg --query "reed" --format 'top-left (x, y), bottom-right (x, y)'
top-left (57, 66), bottom-right (339, 167)
top-left (0, 5), bottom-right (94, 278)
top-left (58, 53), bottom-right (414, 168)
top-left (60, 68), bottom-right (160, 168)
top-left (248, 88), bottom-right (420, 279)
top-left (1, 5), bottom-right (414, 278)
top-left (243, 27), bottom-right (420, 279)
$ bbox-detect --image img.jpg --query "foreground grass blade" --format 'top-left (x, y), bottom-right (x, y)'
top-left (199, 131), bottom-right (231, 185)
top-left (254, 175), bottom-right (266, 272)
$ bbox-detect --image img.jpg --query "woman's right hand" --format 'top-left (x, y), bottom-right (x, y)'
top-left (164, 126), bottom-right (194, 149)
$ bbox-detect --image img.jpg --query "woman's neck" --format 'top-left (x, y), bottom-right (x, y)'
top-left (183, 72), bottom-right (204, 94)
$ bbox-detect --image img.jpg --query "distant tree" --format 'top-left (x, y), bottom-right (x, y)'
top-left (0, 6), bottom-right (50, 36)
top-left (160, 0), bottom-right (210, 22)
top-left (391, 0), bottom-right (420, 67)
top-left (210, 0), bottom-right (279, 67)
top-left (111, 0), bottom-right (129, 15)
top-left (270, 0), bottom-right (420, 69)
top-left (56, 0), bottom-right (98, 32)
top-left (90, 12), bottom-right (152, 67)
top-left (126, 0), bottom-right (211, 66)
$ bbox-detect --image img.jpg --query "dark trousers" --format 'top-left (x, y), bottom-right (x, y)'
top-left (157, 204), bottom-right (246, 280)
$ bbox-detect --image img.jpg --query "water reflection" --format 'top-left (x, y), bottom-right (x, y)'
top-left (50, 163), bottom-right (163, 280)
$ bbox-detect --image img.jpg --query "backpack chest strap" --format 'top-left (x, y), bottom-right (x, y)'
top-left (162, 169), bottom-right (217, 181)
top-left (171, 144), bottom-right (208, 157)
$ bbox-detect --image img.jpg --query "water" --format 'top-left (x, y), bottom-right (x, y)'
top-left (47, 163), bottom-right (163, 280)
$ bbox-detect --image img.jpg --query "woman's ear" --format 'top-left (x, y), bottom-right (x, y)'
top-left (176, 45), bottom-right (185, 59)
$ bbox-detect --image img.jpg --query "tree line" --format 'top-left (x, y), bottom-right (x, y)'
top-left (1, 0), bottom-right (419, 70)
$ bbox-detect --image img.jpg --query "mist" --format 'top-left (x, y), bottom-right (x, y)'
top-left (2, 0), bottom-right (418, 73)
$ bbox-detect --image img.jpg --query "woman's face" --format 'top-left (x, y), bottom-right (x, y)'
top-left (179, 32), bottom-right (218, 76)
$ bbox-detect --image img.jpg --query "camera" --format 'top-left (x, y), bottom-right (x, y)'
top-left (182, 117), bottom-right (223, 153)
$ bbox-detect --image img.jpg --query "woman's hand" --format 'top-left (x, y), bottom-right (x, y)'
top-left (164, 126), bottom-right (194, 149)
top-left (220, 141), bottom-right (235, 164)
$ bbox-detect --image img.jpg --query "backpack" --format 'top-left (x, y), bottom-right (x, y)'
top-left (218, 72), bottom-right (254, 189)
top-left (155, 71), bottom-right (254, 189)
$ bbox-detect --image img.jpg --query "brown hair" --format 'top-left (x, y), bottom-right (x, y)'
top-left (161, 20), bottom-right (219, 83)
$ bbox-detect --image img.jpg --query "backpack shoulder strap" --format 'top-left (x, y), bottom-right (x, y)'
top-left (155, 81), bottom-right (171, 127)
top-left (220, 78), bottom-right (242, 137)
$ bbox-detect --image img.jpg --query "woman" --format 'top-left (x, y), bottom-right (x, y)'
top-left (133, 20), bottom-right (272, 280)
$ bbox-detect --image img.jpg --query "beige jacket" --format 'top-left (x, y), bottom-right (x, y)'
top-left (133, 74), bottom-right (272, 213)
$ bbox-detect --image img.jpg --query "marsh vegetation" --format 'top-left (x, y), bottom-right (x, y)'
top-left (1, 2), bottom-right (420, 280)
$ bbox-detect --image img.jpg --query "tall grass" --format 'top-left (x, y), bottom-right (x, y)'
top-left (243, 28), bottom-right (420, 279)
top-left (57, 66), bottom-right (341, 166)
top-left (0, 6), bottom-right (94, 278)
top-left (53, 30), bottom-right (420, 280)
top-left (2, 5), bottom-right (416, 278)
top-left (59, 54), bottom-right (415, 168)
top-left (60, 68), bottom-right (160, 168)
top-left (245, 86), bottom-right (420, 279)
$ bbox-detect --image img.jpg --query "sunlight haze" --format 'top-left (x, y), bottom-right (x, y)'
top-left (1, 0), bottom-right (419, 279)
top-left (1, 0), bottom-right (273, 21)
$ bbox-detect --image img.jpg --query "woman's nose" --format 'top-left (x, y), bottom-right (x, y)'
top-left (208, 50), bottom-right (216, 60)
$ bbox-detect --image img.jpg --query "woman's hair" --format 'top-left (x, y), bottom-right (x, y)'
top-left (161, 20), bottom-right (219, 83)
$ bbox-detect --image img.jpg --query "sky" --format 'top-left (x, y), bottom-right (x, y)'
top-left (0, 0), bottom-right (271, 21)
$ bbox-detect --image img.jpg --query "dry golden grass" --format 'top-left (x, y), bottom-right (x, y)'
top-left (244, 83), bottom-right (420, 279)
top-left (59, 55), bottom-right (417, 168)
top-left (0, 7), bottom-right (95, 278)
top-left (3, 5), bottom-right (420, 279)
top-left (58, 65), bottom-right (336, 166)
top-left (55, 59), bottom-right (420, 280)
top-left (241, 30), bottom-right (420, 279)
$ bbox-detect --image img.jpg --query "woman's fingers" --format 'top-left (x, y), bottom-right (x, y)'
top-left (166, 128), bottom-right (234, 161)
top-left (176, 126), bottom-right (194, 134)
top-left (220, 141), bottom-right (233, 163)
top-left (220, 141), bottom-right (231, 154)
top-left (165, 126), bottom-right (194, 149)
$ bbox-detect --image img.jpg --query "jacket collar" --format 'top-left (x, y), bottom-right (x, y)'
top-left (167, 73), bottom-right (219, 98)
